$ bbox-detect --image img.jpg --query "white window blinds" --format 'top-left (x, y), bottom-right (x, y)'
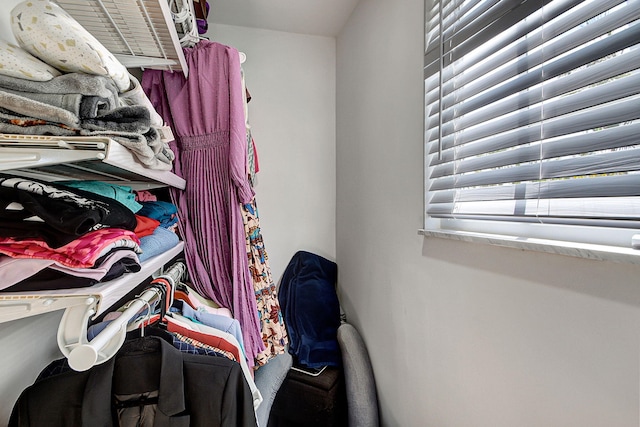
top-left (424, 0), bottom-right (640, 250)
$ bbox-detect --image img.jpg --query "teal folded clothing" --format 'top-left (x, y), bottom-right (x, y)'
top-left (137, 201), bottom-right (179, 228)
top-left (57, 181), bottom-right (143, 213)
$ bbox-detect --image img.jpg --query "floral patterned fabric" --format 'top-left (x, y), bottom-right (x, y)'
top-left (242, 198), bottom-right (288, 367)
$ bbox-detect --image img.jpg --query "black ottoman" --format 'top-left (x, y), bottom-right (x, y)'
top-left (267, 365), bottom-right (348, 427)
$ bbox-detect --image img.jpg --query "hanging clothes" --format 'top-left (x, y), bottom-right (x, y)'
top-left (142, 40), bottom-right (264, 366)
top-left (240, 69), bottom-right (258, 186)
top-left (239, 64), bottom-right (287, 366)
top-left (9, 336), bottom-right (258, 427)
top-left (242, 199), bottom-right (288, 366)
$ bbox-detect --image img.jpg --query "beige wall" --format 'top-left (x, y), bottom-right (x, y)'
top-left (336, 0), bottom-right (640, 426)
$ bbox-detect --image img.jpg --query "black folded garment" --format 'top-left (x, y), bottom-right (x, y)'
top-left (2, 255), bottom-right (141, 292)
top-left (0, 173), bottom-right (137, 248)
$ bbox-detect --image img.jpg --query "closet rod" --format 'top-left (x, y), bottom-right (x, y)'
top-left (57, 260), bottom-right (187, 372)
top-left (59, 286), bottom-right (164, 372)
top-left (160, 260), bottom-right (187, 285)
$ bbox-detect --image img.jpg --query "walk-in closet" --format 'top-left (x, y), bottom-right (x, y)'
top-left (3, 1), bottom-right (640, 426)
top-left (0, 0), bottom-right (337, 425)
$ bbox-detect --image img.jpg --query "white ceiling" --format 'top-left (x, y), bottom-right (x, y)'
top-left (209, 0), bottom-right (361, 37)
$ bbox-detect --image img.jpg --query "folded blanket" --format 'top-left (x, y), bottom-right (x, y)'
top-left (0, 109), bottom-right (78, 135)
top-left (0, 72), bottom-right (151, 121)
top-left (119, 74), bottom-right (164, 127)
top-left (0, 104), bottom-right (150, 132)
top-left (0, 90), bottom-right (80, 127)
top-left (0, 107), bottom-right (174, 170)
top-left (90, 128), bottom-right (174, 171)
top-left (81, 105), bottom-right (151, 134)
top-left (0, 72), bottom-right (165, 126)
top-left (0, 72), bottom-right (174, 170)
top-left (0, 72), bottom-right (119, 105)
top-left (1, 86), bottom-right (110, 119)
top-left (83, 106), bottom-right (174, 169)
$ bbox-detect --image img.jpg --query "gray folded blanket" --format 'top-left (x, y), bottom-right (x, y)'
top-left (81, 105), bottom-right (151, 134)
top-left (0, 106), bottom-right (174, 171)
top-left (0, 72), bottom-right (174, 171)
top-left (0, 86), bottom-right (110, 119)
top-left (92, 128), bottom-right (175, 170)
top-left (0, 72), bottom-right (120, 106)
top-left (0, 90), bottom-right (80, 127)
top-left (0, 72), bottom-right (119, 124)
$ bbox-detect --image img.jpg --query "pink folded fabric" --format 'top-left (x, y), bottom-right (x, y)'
top-left (0, 228), bottom-right (140, 269)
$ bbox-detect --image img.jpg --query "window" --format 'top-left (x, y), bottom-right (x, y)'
top-left (423, 0), bottom-right (640, 258)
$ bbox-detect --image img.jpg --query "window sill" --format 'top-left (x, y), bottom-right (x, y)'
top-left (419, 229), bottom-right (640, 265)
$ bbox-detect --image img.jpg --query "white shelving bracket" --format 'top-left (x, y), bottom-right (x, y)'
top-left (0, 134), bottom-right (186, 190)
top-left (0, 294), bottom-right (99, 324)
top-left (56, 291), bottom-right (151, 372)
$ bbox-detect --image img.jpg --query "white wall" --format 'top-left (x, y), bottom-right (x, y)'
top-left (0, 0), bottom-right (21, 42)
top-left (0, 3), bottom-right (66, 424)
top-left (336, 1), bottom-right (640, 427)
top-left (0, 312), bottom-right (64, 424)
top-left (7, 1), bottom-right (640, 425)
top-left (207, 24), bottom-right (337, 280)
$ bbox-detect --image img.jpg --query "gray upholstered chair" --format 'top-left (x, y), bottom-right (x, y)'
top-left (254, 351), bottom-right (293, 426)
top-left (337, 323), bottom-right (380, 427)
